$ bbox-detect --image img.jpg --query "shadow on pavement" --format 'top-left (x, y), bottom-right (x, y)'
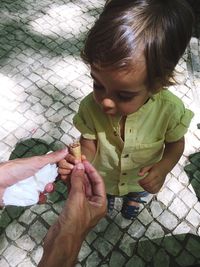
top-left (185, 152), bottom-right (200, 201)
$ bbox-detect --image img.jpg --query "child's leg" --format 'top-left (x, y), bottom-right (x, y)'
top-left (121, 191), bottom-right (149, 220)
top-left (107, 194), bottom-right (115, 213)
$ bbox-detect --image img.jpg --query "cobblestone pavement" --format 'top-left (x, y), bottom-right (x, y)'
top-left (0, 0), bottom-right (200, 266)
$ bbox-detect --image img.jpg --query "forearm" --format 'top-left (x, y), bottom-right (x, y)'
top-left (80, 136), bottom-right (97, 162)
top-left (159, 137), bottom-right (185, 172)
top-left (38, 223), bottom-right (83, 267)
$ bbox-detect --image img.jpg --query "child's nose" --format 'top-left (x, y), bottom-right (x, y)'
top-left (101, 98), bottom-right (115, 109)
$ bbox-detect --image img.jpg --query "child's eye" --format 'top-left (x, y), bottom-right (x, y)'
top-left (117, 94), bottom-right (135, 102)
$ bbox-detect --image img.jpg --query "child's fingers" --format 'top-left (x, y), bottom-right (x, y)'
top-left (58, 159), bottom-right (74, 169)
top-left (138, 165), bottom-right (153, 176)
top-left (65, 153), bottom-right (79, 164)
top-left (81, 154), bottom-right (87, 161)
top-left (60, 174), bottom-right (69, 182)
top-left (58, 167), bottom-right (73, 175)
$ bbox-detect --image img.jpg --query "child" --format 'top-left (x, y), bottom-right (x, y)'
top-left (59, 0), bottom-right (194, 219)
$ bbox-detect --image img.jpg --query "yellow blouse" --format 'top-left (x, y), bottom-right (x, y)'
top-left (73, 89), bottom-right (194, 196)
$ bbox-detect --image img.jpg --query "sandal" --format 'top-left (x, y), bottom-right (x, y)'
top-left (121, 191), bottom-right (149, 220)
top-left (107, 194), bottom-right (115, 213)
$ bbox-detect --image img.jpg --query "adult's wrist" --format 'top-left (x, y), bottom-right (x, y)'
top-left (39, 221), bottom-right (84, 267)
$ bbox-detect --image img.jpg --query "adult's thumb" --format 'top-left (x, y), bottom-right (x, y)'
top-left (70, 163), bottom-right (85, 192)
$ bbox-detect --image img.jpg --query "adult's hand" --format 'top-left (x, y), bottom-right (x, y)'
top-left (38, 161), bottom-right (107, 267)
top-left (0, 148), bottom-right (68, 204)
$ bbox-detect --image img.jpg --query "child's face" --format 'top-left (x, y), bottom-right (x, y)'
top-left (91, 62), bottom-right (150, 116)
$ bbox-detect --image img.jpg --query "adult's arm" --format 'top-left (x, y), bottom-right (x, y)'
top-left (38, 161), bottom-right (106, 267)
top-left (0, 149), bottom-right (68, 205)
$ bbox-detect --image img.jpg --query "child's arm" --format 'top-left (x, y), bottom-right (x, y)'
top-left (79, 136), bottom-right (97, 162)
top-left (58, 136), bottom-right (97, 181)
top-left (138, 137), bottom-right (185, 194)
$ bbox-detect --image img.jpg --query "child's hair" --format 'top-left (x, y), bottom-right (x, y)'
top-left (81, 0), bottom-right (194, 92)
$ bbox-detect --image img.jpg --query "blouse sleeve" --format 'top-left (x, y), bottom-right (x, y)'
top-left (165, 107), bottom-right (194, 142)
top-left (73, 99), bottom-right (97, 140)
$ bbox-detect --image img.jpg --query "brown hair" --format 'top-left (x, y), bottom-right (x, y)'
top-left (81, 0), bottom-right (194, 92)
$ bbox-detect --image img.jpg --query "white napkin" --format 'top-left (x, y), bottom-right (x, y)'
top-left (3, 163), bottom-right (58, 206)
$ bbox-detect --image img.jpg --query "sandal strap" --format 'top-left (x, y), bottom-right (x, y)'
top-left (121, 205), bottom-right (139, 219)
top-left (107, 195), bottom-right (115, 212)
top-left (124, 195), bottom-right (147, 204)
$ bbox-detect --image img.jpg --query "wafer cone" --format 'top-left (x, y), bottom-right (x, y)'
top-left (69, 141), bottom-right (81, 160)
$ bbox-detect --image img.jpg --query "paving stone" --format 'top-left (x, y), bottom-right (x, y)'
top-left (175, 250), bottom-right (196, 267)
top-left (119, 233), bottom-right (137, 257)
top-left (78, 241), bottom-right (92, 262)
top-left (137, 208), bottom-right (154, 226)
top-left (145, 221), bottom-right (164, 240)
top-left (153, 248), bottom-right (170, 267)
top-left (0, 210), bottom-right (11, 228)
top-left (156, 188), bottom-right (174, 207)
top-left (137, 239), bottom-right (157, 262)
top-left (157, 210), bottom-right (178, 230)
top-left (162, 236), bottom-right (182, 256)
top-left (0, 234), bottom-right (9, 255)
top-left (178, 171), bottom-right (190, 186)
top-left (93, 237), bottom-right (113, 257)
top-left (30, 246), bottom-right (43, 265)
top-left (104, 223), bottom-right (122, 245)
top-left (194, 202), bottom-right (200, 214)
top-left (128, 219), bottom-right (146, 239)
top-left (47, 191), bottom-right (61, 203)
top-left (109, 251), bottom-right (126, 267)
top-left (3, 245), bottom-right (27, 267)
top-left (150, 201), bottom-right (163, 218)
top-left (186, 209), bottom-right (200, 227)
top-left (125, 255), bottom-right (145, 267)
top-left (114, 213), bottom-right (132, 228)
top-left (0, 258), bottom-right (9, 267)
top-left (86, 230), bottom-right (97, 245)
top-left (28, 221), bottom-right (48, 244)
top-left (30, 204), bottom-right (51, 214)
top-left (168, 197), bottom-right (189, 219)
top-left (173, 222), bottom-right (192, 235)
top-left (185, 236), bottom-right (200, 259)
top-left (5, 220), bottom-right (25, 241)
top-left (15, 234), bottom-right (36, 251)
top-left (18, 209), bottom-right (37, 224)
top-left (93, 218), bottom-right (109, 233)
top-left (178, 188), bottom-right (198, 208)
top-left (17, 258), bottom-right (36, 267)
top-left (41, 210), bottom-right (58, 226)
top-left (51, 199), bottom-right (65, 213)
top-left (85, 251), bottom-right (101, 267)
top-left (166, 176), bottom-right (185, 193)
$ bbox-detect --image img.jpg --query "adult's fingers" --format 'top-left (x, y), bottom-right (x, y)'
top-left (70, 163), bottom-right (86, 193)
top-left (39, 148), bottom-right (69, 166)
top-left (83, 161), bottom-right (106, 206)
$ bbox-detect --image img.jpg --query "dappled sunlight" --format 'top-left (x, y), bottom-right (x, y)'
top-left (29, 4), bottom-right (96, 37)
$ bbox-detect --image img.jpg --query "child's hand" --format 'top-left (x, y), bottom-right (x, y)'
top-left (58, 154), bottom-right (86, 181)
top-left (138, 163), bottom-right (168, 194)
top-left (58, 154), bottom-right (78, 181)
